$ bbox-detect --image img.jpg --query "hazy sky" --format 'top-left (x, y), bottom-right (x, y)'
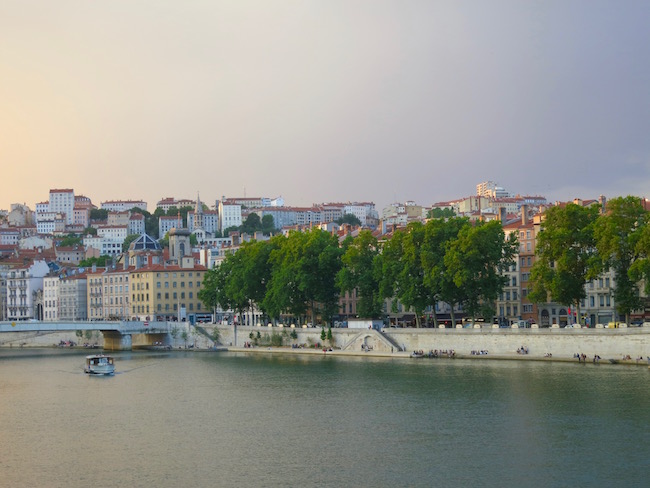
top-left (2, 1), bottom-right (649, 211)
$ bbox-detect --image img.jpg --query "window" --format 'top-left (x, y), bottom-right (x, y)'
top-left (173, 292), bottom-right (177, 299)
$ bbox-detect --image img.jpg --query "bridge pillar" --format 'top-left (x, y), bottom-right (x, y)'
top-left (102, 331), bottom-right (132, 351)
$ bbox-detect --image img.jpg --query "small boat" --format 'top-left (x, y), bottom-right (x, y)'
top-left (411, 351), bottom-right (426, 358)
top-left (84, 355), bottom-right (115, 375)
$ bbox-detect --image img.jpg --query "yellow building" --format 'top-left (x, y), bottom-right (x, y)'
top-left (129, 263), bottom-right (207, 321)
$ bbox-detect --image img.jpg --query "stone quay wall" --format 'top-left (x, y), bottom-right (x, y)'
top-left (217, 325), bottom-right (650, 359)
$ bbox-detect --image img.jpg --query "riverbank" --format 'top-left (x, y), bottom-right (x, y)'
top-left (226, 345), bottom-right (650, 367)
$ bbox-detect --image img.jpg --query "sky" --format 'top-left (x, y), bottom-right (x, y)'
top-left (2, 1), bottom-right (649, 212)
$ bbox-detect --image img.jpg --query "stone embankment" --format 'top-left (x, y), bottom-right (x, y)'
top-left (3, 323), bottom-right (649, 365)
top-left (216, 324), bottom-right (650, 364)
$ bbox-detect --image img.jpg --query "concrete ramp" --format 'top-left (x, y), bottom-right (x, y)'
top-left (341, 329), bottom-right (403, 352)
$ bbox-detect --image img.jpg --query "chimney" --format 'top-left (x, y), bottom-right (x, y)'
top-left (499, 208), bottom-right (506, 222)
top-left (521, 204), bottom-right (528, 225)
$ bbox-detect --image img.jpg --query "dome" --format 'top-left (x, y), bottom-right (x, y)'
top-left (129, 234), bottom-right (162, 252)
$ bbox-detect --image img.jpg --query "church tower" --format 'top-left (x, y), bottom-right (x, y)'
top-left (194, 192), bottom-right (204, 231)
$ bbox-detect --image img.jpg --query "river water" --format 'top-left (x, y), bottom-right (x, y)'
top-left (1, 349), bottom-right (648, 487)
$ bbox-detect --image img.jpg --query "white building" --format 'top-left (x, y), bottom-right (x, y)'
top-left (83, 236), bottom-right (124, 256)
top-left (59, 272), bottom-right (88, 321)
top-left (101, 200), bottom-right (148, 212)
top-left (218, 199), bottom-right (243, 231)
top-left (343, 202), bottom-right (378, 227)
top-left (129, 213), bottom-right (145, 235)
top-left (43, 276), bottom-right (60, 321)
top-left (0, 228), bottom-right (20, 246)
top-left (49, 189), bottom-right (75, 225)
top-left (159, 215), bottom-right (182, 238)
top-left (5, 259), bottom-right (50, 320)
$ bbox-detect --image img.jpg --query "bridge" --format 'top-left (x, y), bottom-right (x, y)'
top-left (0, 320), bottom-right (175, 350)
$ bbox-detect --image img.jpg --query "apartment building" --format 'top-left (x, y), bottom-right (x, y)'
top-left (101, 200), bottom-right (148, 212)
top-left (59, 272), bottom-right (88, 321)
top-left (43, 275), bottom-right (60, 321)
top-left (49, 189), bottom-right (75, 225)
top-left (5, 259), bottom-right (49, 320)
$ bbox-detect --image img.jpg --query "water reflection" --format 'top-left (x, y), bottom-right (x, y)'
top-left (0, 350), bottom-right (648, 487)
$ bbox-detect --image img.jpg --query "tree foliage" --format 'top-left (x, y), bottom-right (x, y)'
top-left (444, 220), bottom-right (518, 322)
top-left (335, 213), bottom-right (362, 227)
top-left (594, 196), bottom-right (646, 322)
top-left (427, 207), bottom-right (455, 219)
top-left (337, 230), bottom-right (383, 318)
top-left (90, 208), bottom-right (108, 221)
top-left (528, 203), bottom-right (601, 322)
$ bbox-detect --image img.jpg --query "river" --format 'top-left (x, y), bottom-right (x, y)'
top-left (0, 349), bottom-right (648, 487)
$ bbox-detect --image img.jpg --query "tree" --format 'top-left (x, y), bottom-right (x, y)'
top-left (261, 215), bottom-right (276, 235)
top-left (79, 256), bottom-right (109, 268)
top-left (90, 208), bottom-right (108, 221)
top-left (336, 213), bottom-right (362, 227)
top-left (337, 230), bottom-right (383, 318)
top-left (421, 217), bottom-right (470, 327)
top-left (594, 196), bottom-right (647, 324)
top-left (240, 213), bottom-right (261, 235)
top-left (445, 220), bottom-right (518, 323)
top-left (427, 207), bottom-right (455, 219)
top-left (529, 203), bottom-right (601, 324)
top-left (264, 229), bottom-right (342, 325)
top-left (392, 222), bottom-right (432, 327)
top-left (84, 227), bottom-right (97, 236)
top-left (58, 234), bottom-right (82, 247)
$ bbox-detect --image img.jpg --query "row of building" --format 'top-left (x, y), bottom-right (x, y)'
top-left (1, 182), bottom-right (640, 327)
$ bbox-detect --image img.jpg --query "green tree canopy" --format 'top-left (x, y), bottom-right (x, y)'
top-left (79, 256), bottom-right (110, 268)
top-left (337, 230), bottom-right (383, 318)
top-left (528, 203), bottom-right (601, 323)
top-left (594, 196), bottom-right (647, 323)
top-left (421, 217), bottom-right (470, 326)
top-left (90, 208), bottom-right (108, 221)
top-left (58, 234), bottom-right (82, 247)
top-left (261, 214), bottom-right (276, 235)
top-left (335, 213), bottom-right (362, 227)
top-left (445, 220), bottom-right (518, 322)
top-left (264, 229), bottom-right (342, 324)
top-left (427, 207), bottom-right (455, 219)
